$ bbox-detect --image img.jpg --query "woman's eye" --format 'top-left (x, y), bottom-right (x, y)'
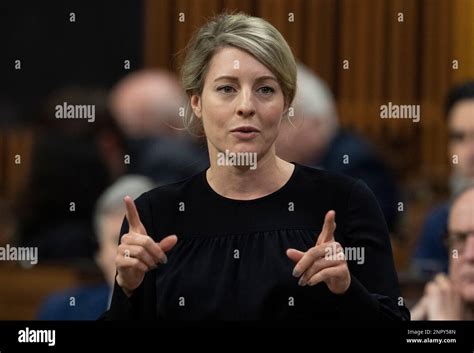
top-left (258, 86), bottom-right (275, 95)
top-left (217, 86), bottom-right (235, 94)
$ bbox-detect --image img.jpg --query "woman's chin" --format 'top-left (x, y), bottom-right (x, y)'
top-left (224, 143), bottom-right (261, 155)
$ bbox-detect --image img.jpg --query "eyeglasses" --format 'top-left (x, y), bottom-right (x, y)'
top-left (445, 231), bottom-right (474, 253)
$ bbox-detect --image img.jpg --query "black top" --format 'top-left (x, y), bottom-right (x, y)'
top-left (105, 163), bottom-right (410, 321)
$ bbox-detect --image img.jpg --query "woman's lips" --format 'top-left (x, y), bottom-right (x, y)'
top-left (231, 131), bottom-right (259, 140)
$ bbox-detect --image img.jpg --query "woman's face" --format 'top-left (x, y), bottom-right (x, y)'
top-left (191, 47), bottom-right (287, 164)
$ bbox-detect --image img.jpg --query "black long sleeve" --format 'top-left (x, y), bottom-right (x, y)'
top-left (334, 180), bottom-right (409, 320)
top-left (103, 163), bottom-right (409, 321)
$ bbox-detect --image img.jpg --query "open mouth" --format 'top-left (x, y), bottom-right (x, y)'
top-left (230, 127), bottom-right (260, 140)
top-left (231, 126), bottom-right (260, 133)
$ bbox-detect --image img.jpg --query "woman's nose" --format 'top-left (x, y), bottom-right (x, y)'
top-left (236, 90), bottom-right (255, 118)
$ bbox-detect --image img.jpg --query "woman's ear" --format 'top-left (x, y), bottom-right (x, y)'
top-left (191, 95), bottom-right (202, 118)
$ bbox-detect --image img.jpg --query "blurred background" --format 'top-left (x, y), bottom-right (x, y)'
top-left (1, 0), bottom-right (474, 320)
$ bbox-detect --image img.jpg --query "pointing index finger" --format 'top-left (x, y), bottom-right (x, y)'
top-left (316, 210), bottom-right (336, 245)
top-left (124, 196), bottom-right (147, 234)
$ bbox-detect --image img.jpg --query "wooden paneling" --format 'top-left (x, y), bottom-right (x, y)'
top-left (0, 264), bottom-right (98, 320)
top-left (452, 0), bottom-right (474, 83)
top-left (0, 128), bottom-right (34, 199)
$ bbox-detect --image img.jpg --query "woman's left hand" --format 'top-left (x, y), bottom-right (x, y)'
top-left (286, 210), bottom-right (351, 294)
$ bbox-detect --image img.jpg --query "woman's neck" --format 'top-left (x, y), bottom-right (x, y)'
top-left (206, 147), bottom-right (294, 200)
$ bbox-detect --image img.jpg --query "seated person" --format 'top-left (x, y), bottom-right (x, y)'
top-left (411, 186), bottom-right (474, 320)
top-left (276, 64), bottom-right (400, 232)
top-left (37, 175), bottom-right (154, 320)
top-left (413, 81), bottom-right (474, 275)
top-left (108, 69), bottom-right (209, 185)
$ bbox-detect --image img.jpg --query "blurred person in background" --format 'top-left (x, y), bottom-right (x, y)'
top-left (411, 186), bottom-right (474, 320)
top-left (413, 81), bottom-right (474, 275)
top-left (15, 87), bottom-right (125, 262)
top-left (109, 69), bottom-right (209, 186)
top-left (37, 175), bottom-right (154, 320)
top-left (38, 86), bottom-right (127, 180)
top-left (276, 63), bottom-right (400, 232)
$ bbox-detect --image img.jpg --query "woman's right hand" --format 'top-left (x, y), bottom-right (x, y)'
top-left (115, 196), bottom-right (178, 297)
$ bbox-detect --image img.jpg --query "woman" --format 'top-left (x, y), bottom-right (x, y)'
top-left (106, 13), bottom-right (409, 320)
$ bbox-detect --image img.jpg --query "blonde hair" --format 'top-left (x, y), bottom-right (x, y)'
top-left (180, 13), bottom-right (297, 135)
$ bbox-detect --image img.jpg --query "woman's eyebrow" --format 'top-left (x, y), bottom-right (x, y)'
top-left (254, 75), bottom-right (278, 83)
top-left (213, 75), bottom-right (278, 83)
top-left (214, 75), bottom-right (239, 82)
